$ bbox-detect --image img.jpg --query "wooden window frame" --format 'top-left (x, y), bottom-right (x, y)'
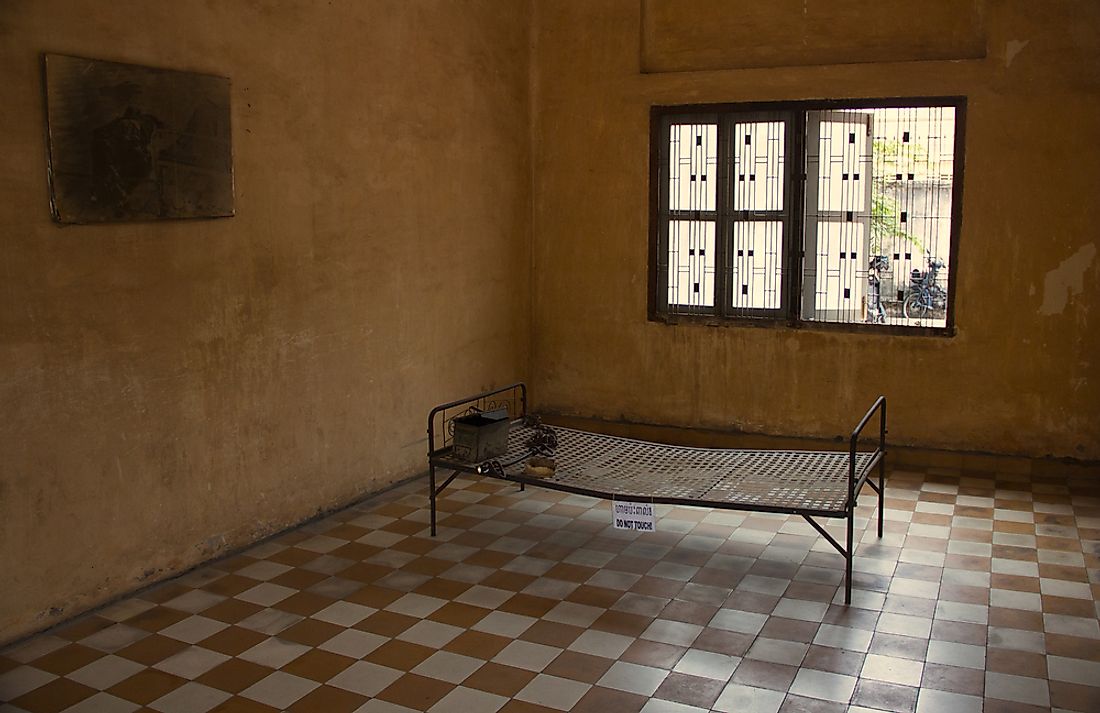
top-left (648, 97), bottom-right (967, 337)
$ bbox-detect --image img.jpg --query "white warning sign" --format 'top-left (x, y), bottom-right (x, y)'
top-left (612, 501), bottom-right (656, 532)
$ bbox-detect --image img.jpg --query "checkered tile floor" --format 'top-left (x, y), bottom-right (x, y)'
top-left (3, 464), bottom-right (1100, 712)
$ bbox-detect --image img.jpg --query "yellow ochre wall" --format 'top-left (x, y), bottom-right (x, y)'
top-left (530, 0), bottom-right (1100, 460)
top-left (0, 0), bottom-right (531, 643)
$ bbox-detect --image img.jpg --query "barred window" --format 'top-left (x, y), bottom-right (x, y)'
top-left (651, 99), bottom-right (964, 333)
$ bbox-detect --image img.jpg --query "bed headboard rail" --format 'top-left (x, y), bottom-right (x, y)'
top-left (427, 382), bottom-right (528, 458)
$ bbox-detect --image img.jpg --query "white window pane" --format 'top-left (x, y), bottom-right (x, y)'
top-left (732, 122), bottom-right (784, 211)
top-left (813, 222), bottom-right (866, 321)
top-left (667, 220), bottom-right (716, 307)
top-left (669, 124), bottom-right (717, 211)
top-left (730, 221), bottom-right (783, 310)
top-left (817, 117), bottom-right (871, 212)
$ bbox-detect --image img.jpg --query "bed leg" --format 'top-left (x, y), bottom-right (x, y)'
top-left (429, 465), bottom-right (437, 537)
top-left (877, 458), bottom-right (885, 539)
top-left (520, 483), bottom-right (525, 492)
top-left (845, 509), bottom-right (854, 605)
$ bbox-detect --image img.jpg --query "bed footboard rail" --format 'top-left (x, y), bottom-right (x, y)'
top-left (841, 395), bottom-right (887, 603)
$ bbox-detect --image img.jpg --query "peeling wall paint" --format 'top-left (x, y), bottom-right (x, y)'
top-left (1040, 243), bottom-right (1097, 315)
top-left (1005, 39), bottom-right (1030, 68)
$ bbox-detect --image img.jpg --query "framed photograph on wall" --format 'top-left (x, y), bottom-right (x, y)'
top-left (43, 53), bottom-right (234, 224)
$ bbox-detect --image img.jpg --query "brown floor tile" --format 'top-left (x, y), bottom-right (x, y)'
top-left (983, 699), bottom-right (1051, 713)
top-left (405, 556), bottom-right (453, 577)
top-left (820, 605), bottom-right (880, 630)
top-left (0, 655), bottom-right (19, 675)
top-left (141, 582), bottom-right (195, 603)
top-left (271, 569), bottom-right (328, 591)
top-left (214, 556), bottom-right (260, 575)
top-left (429, 601), bottom-right (490, 628)
top-left (54, 615), bottom-right (114, 642)
top-left (1049, 680), bottom-right (1100, 712)
top-left (127, 605), bottom-right (191, 633)
top-left (345, 585), bottom-right (402, 609)
top-left (267, 547), bottom-right (320, 568)
top-left (337, 562), bottom-right (390, 584)
top-left (393, 537), bottom-right (437, 557)
top-left (988, 606), bottom-right (1045, 631)
top-left (13, 677), bottom-right (96, 713)
top-left (544, 650), bottom-right (614, 684)
top-left (802, 644), bottom-right (865, 676)
top-left (938, 583), bottom-right (988, 604)
top-left (199, 626), bottom-right (269, 656)
top-left (278, 618), bottom-right (344, 647)
top-left (990, 572), bottom-right (1038, 594)
top-left (364, 640), bottom-right (435, 671)
top-left (274, 591), bottom-right (335, 617)
top-left (783, 582), bottom-right (837, 602)
top-left (115, 633), bottom-right (190, 665)
top-left (920, 662), bottom-right (985, 696)
top-left (464, 547), bottom-right (514, 572)
top-left (498, 699), bottom-right (560, 713)
top-left (286, 684), bottom-right (368, 712)
top-left (108, 669), bottom-right (188, 704)
top-left (354, 610), bottom-right (418, 637)
top-left (692, 567), bottom-right (742, 588)
top-left (481, 571), bottom-right (538, 592)
top-left (759, 616), bottom-right (820, 643)
top-left (32, 643), bottom-right (104, 675)
top-left (325, 524), bottom-right (370, 542)
top-left (204, 574), bottom-right (262, 598)
top-left (444, 630), bottom-right (512, 660)
top-left (281, 648), bottom-right (355, 682)
top-left (607, 554), bottom-right (655, 576)
top-left (1038, 564), bottom-right (1089, 582)
top-left (1042, 594), bottom-right (1097, 617)
top-left (571, 685), bottom-right (648, 713)
top-left (204, 598), bottom-right (264, 624)
top-left (731, 659), bottom-right (797, 691)
top-left (415, 578), bottom-right (473, 601)
top-left (545, 503), bottom-right (586, 518)
top-left (1046, 633), bottom-right (1100, 662)
top-left (520, 620), bottom-right (585, 648)
top-left (620, 639), bottom-right (687, 668)
top-left (692, 628), bottom-right (754, 656)
top-left (566, 585), bottom-right (623, 609)
top-left (852, 679), bottom-right (917, 713)
top-left (868, 633), bottom-right (928, 660)
top-left (499, 593), bottom-right (558, 618)
top-left (376, 672), bottom-right (455, 710)
top-left (545, 562), bottom-right (598, 583)
top-left (383, 519), bottom-right (428, 536)
top-left (630, 577), bottom-right (683, 599)
top-left (727, 590), bottom-right (782, 614)
top-left (653, 671), bottom-right (725, 708)
top-left (450, 530), bottom-right (498, 549)
top-left (209, 697), bottom-right (282, 713)
top-left (987, 648), bottom-right (1048, 677)
top-left (660, 599), bottom-right (718, 626)
top-left (591, 610), bottom-right (652, 637)
top-left (464, 661), bottom-right (537, 696)
top-left (197, 658), bottom-right (274, 693)
top-left (930, 619), bottom-right (986, 646)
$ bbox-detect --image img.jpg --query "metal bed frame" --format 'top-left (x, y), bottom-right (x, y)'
top-left (427, 382), bottom-right (886, 604)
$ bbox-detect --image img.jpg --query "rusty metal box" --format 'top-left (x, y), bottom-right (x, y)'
top-left (453, 409), bottom-right (509, 462)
